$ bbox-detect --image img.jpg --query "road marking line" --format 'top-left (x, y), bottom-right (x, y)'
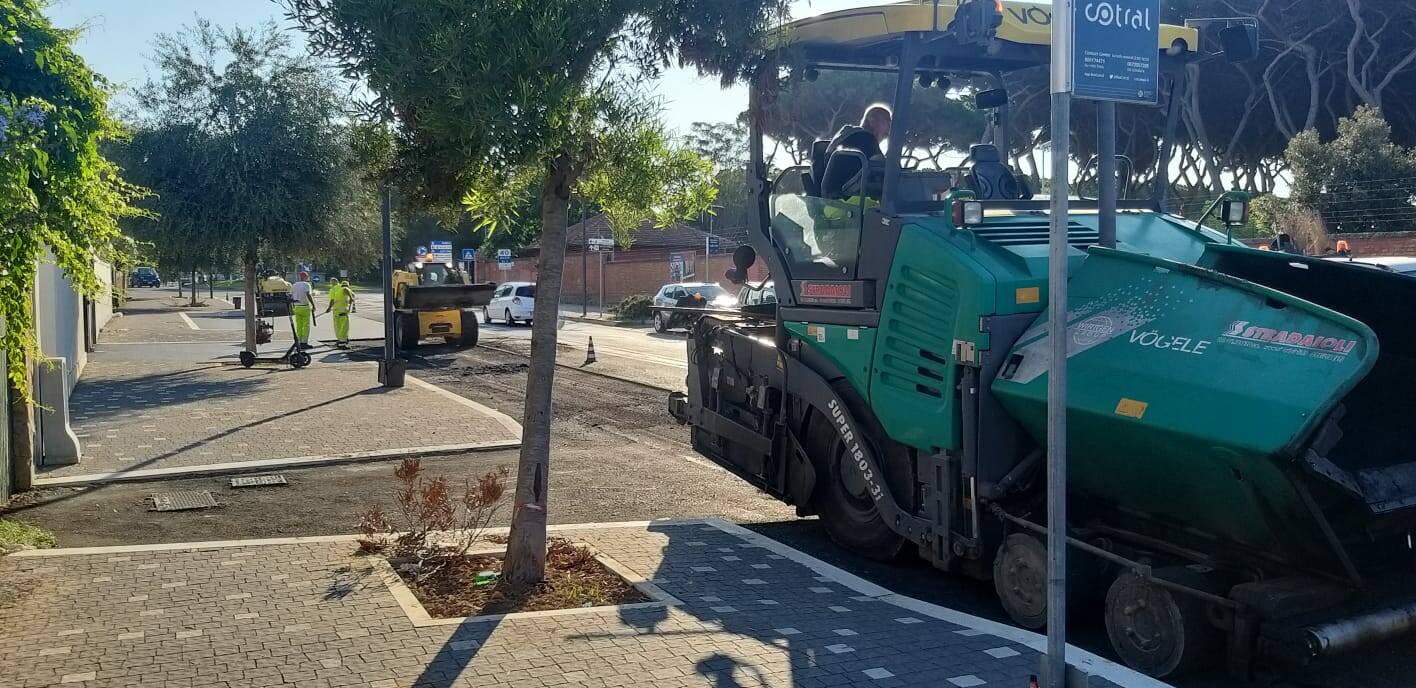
top-left (178, 312), bottom-right (200, 330)
top-left (404, 373), bottom-right (522, 439)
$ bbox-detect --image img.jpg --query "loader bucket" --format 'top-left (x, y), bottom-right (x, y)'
top-left (991, 247), bottom-right (1386, 568)
top-left (400, 283), bottom-right (495, 310)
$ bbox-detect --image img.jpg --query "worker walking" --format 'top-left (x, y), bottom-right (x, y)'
top-left (325, 278), bottom-right (357, 349)
top-left (291, 271), bottom-right (318, 350)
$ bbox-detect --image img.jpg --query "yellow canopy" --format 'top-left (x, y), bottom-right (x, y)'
top-left (783, 1), bottom-right (1197, 55)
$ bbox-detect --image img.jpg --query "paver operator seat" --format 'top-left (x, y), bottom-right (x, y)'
top-left (964, 144), bottom-right (1030, 200)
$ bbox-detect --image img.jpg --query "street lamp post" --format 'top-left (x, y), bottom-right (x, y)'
top-left (378, 181), bottom-right (404, 388)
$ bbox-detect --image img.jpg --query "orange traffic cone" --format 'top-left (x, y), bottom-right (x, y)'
top-left (584, 337), bottom-right (597, 366)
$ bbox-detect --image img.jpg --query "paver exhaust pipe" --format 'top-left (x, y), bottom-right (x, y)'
top-left (1303, 601), bottom-right (1416, 658)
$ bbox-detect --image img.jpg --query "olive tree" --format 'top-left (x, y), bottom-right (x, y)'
top-left (287, 0), bottom-right (783, 584)
top-left (121, 21), bottom-right (356, 349)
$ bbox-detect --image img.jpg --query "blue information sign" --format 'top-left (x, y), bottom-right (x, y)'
top-left (1072, 0), bottom-right (1160, 104)
top-left (429, 240), bottom-right (454, 263)
top-left (707, 236), bottom-right (722, 255)
top-left (460, 248), bottom-right (476, 261)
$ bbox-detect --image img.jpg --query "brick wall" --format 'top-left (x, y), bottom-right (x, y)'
top-left (475, 248), bottom-right (769, 308)
top-left (1242, 231), bottom-right (1416, 257)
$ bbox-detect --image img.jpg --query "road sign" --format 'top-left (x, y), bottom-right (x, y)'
top-left (414, 246), bottom-right (428, 258)
top-left (588, 238), bottom-right (615, 252)
top-left (1072, 0), bottom-right (1160, 104)
top-left (430, 240), bottom-right (453, 264)
top-left (497, 248), bottom-right (512, 259)
top-left (707, 236), bottom-right (722, 255)
top-left (339, 269), bottom-right (349, 278)
top-left (497, 261), bottom-right (512, 271)
top-left (460, 248), bottom-right (476, 261)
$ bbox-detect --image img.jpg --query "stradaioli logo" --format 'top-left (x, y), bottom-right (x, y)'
top-left (1081, 2), bottom-right (1154, 30)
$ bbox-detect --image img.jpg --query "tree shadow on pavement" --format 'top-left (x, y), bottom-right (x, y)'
top-left (68, 364), bottom-right (269, 424)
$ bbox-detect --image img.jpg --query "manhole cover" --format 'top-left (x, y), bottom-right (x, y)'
top-left (230, 474), bottom-right (288, 488)
top-left (149, 491), bottom-right (219, 512)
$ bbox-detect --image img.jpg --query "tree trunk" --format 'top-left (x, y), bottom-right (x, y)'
top-left (189, 267), bottom-right (199, 307)
top-left (501, 157), bottom-right (573, 586)
top-left (7, 290), bottom-right (36, 493)
top-left (243, 245), bottom-right (258, 352)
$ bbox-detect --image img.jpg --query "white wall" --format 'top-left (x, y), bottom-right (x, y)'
top-left (34, 249), bottom-right (112, 391)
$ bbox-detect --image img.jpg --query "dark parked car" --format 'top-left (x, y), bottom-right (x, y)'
top-left (130, 266), bottom-right (161, 288)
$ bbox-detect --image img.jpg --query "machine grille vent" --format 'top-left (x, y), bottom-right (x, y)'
top-left (971, 221), bottom-right (1098, 247)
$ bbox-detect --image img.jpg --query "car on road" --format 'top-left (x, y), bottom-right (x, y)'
top-left (1322, 255), bottom-right (1416, 277)
top-left (651, 282), bottom-right (736, 332)
top-left (486, 281), bottom-right (535, 325)
top-left (738, 281), bottom-right (776, 308)
top-left (129, 266), bottom-right (161, 288)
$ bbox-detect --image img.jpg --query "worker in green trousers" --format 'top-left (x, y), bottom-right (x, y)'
top-left (325, 279), bottom-right (356, 349)
top-left (291, 270), bottom-right (317, 350)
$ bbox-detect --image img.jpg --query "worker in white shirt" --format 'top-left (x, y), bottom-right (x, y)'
top-left (290, 271), bottom-right (318, 350)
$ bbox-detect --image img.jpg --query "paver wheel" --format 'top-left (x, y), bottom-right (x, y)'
top-left (807, 410), bottom-right (904, 561)
top-left (994, 533), bottom-right (1049, 629)
top-left (1105, 570), bottom-right (1220, 678)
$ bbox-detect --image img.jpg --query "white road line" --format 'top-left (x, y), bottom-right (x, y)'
top-left (404, 373), bottom-right (523, 440)
top-left (178, 312), bottom-right (200, 330)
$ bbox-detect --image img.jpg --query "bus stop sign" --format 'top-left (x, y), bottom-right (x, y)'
top-left (1072, 0), bottom-right (1160, 104)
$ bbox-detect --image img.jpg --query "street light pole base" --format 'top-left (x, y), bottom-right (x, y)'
top-left (378, 359), bottom-right (406, 388)
top-left (1036, 655), bottom-right (1091, 688)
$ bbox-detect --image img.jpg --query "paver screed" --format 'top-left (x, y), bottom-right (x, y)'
top-left (0, 521), bottom-right (1164, 688)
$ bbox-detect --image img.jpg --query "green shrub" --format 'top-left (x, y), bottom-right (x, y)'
top-left (609, 294), bottom-right (654, 322)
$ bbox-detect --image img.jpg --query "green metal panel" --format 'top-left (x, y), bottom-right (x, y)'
top-left (868, 223), bottom-right (999, 451)
top-left (991, 248), bottom-right (1377, 557)
top-left (786, 322), bottom-right (876, 401)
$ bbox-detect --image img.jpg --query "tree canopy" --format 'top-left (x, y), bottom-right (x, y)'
top-left (1, 0), bottom-right (144, 390)
top-left (117, 21), bottom-right (363, 276)
top-left (286, 0), bottom-right (785, 585)
top-left (1286, 106), bottom-right (1416, 233)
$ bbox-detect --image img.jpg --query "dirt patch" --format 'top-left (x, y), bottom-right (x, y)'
top-left (395, 538), bottom-right (647, 617)
top-left (454, 362), bottom-right (529, 376)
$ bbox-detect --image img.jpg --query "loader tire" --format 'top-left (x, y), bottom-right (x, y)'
top-left (808, 412), bottom-right (904, 561)
top-left (395, 312), bottom-right (420, 350)
top-left (459, 309), bottom-right (479, 348)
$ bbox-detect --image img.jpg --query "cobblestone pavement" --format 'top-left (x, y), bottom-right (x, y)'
top-left (39, 291), bottom-right (520, 482)
top-left (0, 521), bottom-right (1163, 688)
top-left (42, 359), bottom-right (519, 480)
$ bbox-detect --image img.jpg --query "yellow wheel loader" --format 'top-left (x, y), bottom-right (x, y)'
top-left (391, 261), bottom-right (494, 350)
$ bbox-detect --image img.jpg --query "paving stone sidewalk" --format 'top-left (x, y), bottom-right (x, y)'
top-left (37, 290), bottom-right (520, 483)
top-left (0, 520), bottom-right (1164, 688)
top-left (40, 359), bottom-right (520, 481)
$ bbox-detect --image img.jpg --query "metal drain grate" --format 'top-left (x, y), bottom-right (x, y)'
top-left (230, 474), bottom-right (288, 488)
top-left (149, 491), bottom-right (219, 512)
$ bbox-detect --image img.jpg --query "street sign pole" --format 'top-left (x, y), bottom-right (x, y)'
top-left (1046, 0), bottom-right (1072, 685)
top-left (1098, 102), bottom-right (1118, 249)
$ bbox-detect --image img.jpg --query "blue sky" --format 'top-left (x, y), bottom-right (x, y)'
top-left (44, 0), bottom-right (867, 135)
